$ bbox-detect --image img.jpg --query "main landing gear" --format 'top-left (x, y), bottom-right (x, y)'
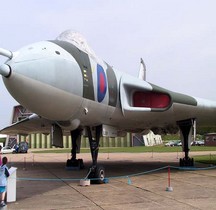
top-left (66, 125), bottom-right (105, 184)
top-left (177, 119), bottom-right (195, 167)
top-left (66, 129), bottom-right (84, 169)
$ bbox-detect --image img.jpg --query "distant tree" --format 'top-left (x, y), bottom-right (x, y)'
top-left (152, 125), bottom-right (179, 135)
top-left (197, 127), bottom-right (216, 135)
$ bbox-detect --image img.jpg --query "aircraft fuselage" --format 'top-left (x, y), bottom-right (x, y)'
top-left (1, 38), bottom-right (216, 133)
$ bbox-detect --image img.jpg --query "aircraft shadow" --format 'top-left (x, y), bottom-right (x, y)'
top-left (10, 158), bottom-right (184, 202)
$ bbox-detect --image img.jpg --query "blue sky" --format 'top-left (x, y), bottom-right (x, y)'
top-left (0, 0), bottom-right (216, 128)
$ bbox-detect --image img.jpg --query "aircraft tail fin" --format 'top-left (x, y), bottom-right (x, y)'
top-left (138, 58), bottom-right (146, 81)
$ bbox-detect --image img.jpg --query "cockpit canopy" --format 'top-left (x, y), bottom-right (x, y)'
top-left (56, 30), bottom-right (97, 58)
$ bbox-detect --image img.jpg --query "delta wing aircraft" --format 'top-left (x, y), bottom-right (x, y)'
top-left (0, 30), bottom-right (216, 183)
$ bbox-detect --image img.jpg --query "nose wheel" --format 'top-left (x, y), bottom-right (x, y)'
top-left (86, 125), bottom-right (105, 184)
top-left (88, 165), bottom-right (105, 184)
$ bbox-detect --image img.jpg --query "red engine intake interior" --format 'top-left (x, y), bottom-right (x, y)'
top-left (133, 91), bottom-right (171, 108)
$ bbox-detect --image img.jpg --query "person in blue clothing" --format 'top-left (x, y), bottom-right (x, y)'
top-left (0, 157), bottom-right (10, 207)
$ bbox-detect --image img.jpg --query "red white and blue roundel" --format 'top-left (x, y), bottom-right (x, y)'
top-left (97, 64), bottom-right (107, 102)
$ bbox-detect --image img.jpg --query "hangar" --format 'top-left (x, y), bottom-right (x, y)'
top-left (5, 105), bottom-right (162, 149)
top-left (6, 105), bottom-right (131, 149)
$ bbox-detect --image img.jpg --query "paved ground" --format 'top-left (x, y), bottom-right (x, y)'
top-left (2, 150), bottom-right (216, 210)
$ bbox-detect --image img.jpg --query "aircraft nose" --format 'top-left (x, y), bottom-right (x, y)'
top-left (0, 64), bottom-right (11, 77)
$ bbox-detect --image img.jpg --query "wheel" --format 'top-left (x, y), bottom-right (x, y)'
top-left (95, 166), bottom-right (105, 184)
top-left (66, 159), bottom-right (84, 169)
top-left (179, 158), bottom-right (183, 167)
top-left (88, 165), bottom-right (105, 184)
top-left (78, 159), bottom-right (84, 169)
top-left (179, 157), bottom-right (194, 167)
top-left (190, 158), bottom-right (194, 166)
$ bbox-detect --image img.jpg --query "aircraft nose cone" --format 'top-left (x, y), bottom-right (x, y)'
top-left (0, 64), bottom-right (11, 77)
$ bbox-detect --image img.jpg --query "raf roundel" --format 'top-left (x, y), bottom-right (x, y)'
top-left (97, 64), bottom-right (107, 102)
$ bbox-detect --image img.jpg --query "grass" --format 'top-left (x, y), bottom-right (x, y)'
top-left (32, 145), bottom-right (216, 165)
top-left (31, 145), bottom-right (216, 154)
top-left (194, 154), bottom-right (216, 165)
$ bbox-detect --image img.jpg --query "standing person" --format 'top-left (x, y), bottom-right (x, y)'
top-left (0, 157), bottom-right (10, 207)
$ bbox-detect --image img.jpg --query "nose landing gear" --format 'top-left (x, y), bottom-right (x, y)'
top-left (66, 125), bottom-right (105, 184)
top-left (86, 125), bottom-right (105, 184)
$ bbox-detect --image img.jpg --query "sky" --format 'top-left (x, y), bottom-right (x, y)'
top-left (0, 0), bottom-right (216, 128)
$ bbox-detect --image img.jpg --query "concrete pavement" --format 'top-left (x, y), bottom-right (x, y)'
top-left (3, 151), bottom-right (216, 209)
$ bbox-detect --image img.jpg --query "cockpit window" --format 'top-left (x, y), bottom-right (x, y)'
top-left (56, 30), bottom-right (96, 58)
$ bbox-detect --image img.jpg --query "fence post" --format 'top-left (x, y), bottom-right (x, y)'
top-left (166, 166), bottom-right (173, 192)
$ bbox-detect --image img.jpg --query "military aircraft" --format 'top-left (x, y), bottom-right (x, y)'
top-left (0, 30), bottom-right (216, 183)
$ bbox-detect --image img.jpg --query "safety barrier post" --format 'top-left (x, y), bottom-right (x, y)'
top-left (166, 166), bottom-right (173, 192)
top-left (32, 154), bottom-right (35, 166)
top-left (176, 150), bottom-right (179, 159)
top-left (127, 176), bottom-right (132, 185)
top-left (107, 148), bottom-right (110, 160)
top-left (23, 157), bottom-right (26, 170)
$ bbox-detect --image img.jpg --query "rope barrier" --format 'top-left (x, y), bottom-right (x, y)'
top-left (17, 177), bottom-right (82, 181)
top-left (14, 164), bottom-right (216, 182)
top-left (171, 165), bottom-right (216, 170)
top-left (5, 152), bottom-right (216, 183)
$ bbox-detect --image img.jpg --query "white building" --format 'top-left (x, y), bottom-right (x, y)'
top-left (143, 130), bottom-right (162, 146)
top-left (133, 131), bottom-right (163, 146)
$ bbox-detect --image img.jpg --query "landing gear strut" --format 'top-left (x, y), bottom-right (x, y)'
top-left (86, 125), bottom-right (105, 184)
top-left (177, 119), bottom-right (195, 167)
top-left (66, 129), bottom-right (84, 169)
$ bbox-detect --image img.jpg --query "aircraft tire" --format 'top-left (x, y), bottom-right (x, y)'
top-left (78, 159), bottom-right (84, 169)
top-left (179, 158), bottom-right (183, 167)
top-left (190, 158), bottom-right (194, 166)
top-left (94, 165), bottom-right (105, 184)
top-left (179, 157), bottom-right (194, 167)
